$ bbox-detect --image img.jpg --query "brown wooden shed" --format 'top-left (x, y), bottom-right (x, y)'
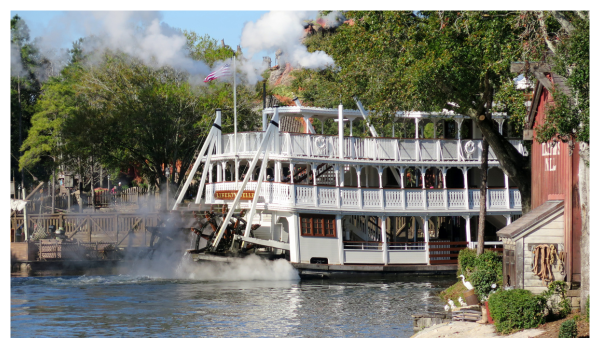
top-left (508, 63), bottom-right (582, 289)
top-left (497, 199), bottom-right (565, 293)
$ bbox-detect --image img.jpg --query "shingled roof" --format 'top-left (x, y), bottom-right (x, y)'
top-left (497, 199), bottom-right (564, 240)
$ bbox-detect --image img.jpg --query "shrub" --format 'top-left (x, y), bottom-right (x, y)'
top-left (458, 248), bottom-right (477, 277)
top-left (488, 289), bottom-right (547, 334)
top-left (471, 268), bottom-right (499, 301)
top-left (472, 250), bottom-right (503, 300)
top-left (543, 281), bottom-right (571, 319)
top-left (558, 319), bottom-right (577, 338)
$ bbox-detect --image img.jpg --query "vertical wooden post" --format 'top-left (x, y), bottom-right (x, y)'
top-left (87, 215), bottom-right (92, 243)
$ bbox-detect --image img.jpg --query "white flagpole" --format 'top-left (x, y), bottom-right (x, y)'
top-left (233, 54), bottom-right (237, 157)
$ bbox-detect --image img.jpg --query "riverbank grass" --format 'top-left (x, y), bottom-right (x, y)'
top-left (439, 281), bottom-right (468, 305)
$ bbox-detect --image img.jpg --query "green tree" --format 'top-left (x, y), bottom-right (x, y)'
top-left (11, 15), bottom-right (47, 187)
top-left (292, 11), bottom-right (534, 212)
top-left (184, 31), bottom-right (235, 67)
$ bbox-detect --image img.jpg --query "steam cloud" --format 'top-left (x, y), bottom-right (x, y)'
top-left (127, 252), bottom-right (300, 282)
top-left (320, 11), bottom-right (346, 29)
top-left (12, 10), bottom-right (338, 85)
top-left (12, 11), bottom-right (210, 82)
top-left (241, 11), bottom-right (335, 69)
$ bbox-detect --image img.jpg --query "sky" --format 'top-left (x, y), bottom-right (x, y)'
top-left (11, 11), bottom-right (272, 62)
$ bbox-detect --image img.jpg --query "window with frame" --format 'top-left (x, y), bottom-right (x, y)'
top-left (300, 214), bottom-right (336, 237)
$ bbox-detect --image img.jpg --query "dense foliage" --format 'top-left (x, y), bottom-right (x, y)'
top-left (543, 281), bottom-right (571, 319)
top-left (534, 12), bottom-right (589, 145)
top-left (457, 249), bottom-right (503, 300)
top-left (558, 319), bottom-right (578, 338)
top-left (488, 289), bottom-right (547, 334)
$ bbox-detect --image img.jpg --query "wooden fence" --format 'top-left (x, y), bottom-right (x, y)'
top-left (25, 187), bottom-right (164, 213)
top-left (11, 213), bottom-right (163, 248)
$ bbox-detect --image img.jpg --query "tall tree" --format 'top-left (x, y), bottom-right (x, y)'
top-left (293, 11), bottom-right (534, 212)
top-left (11, 15), bottom-right (47, 187)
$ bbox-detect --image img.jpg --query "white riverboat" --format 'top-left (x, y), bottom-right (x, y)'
top-left (174, 100), bottom-right (523, 273)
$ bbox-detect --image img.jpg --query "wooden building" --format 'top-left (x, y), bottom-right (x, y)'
top-left (498, 68), bottom-right (581, 292)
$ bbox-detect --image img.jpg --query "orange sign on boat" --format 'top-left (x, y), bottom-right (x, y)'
top-left (214, 190), bottom-right (255, 201)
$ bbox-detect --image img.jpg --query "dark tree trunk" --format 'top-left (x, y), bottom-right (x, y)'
top-left (90, 159), bottom-right (95, 212)
top-left (51, 166), bottom-right (55, 214)
top-left (470, 113), bottom-right (532, 213)
top-left (477, 136), bottom-right (488, 255)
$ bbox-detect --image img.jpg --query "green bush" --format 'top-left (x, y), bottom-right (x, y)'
top-left (473, 250), bottom-right (503, 300)
top-left (457, 249), bottom-right (503, 300)
top-left (558, 319), bottom-right (577, 338)
top-left (458, 248), bottom-right (477, 277)
top-left (543, 281), bottom-right (571, 319)
top-left (488, 289), bottom-right (547, 334)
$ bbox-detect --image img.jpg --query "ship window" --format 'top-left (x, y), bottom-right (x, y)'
top-left (300, 214), bottom-right (336, 237)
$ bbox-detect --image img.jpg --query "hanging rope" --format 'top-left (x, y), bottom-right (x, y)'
top-left (558, 251), bottom-right (566, 275)
top-left (531, 244), bottom-right (557, 284)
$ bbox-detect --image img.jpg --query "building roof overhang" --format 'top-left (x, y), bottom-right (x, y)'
top-left (497, 199), bottom-right (564, 240)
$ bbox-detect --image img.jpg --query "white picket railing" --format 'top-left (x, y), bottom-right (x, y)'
top-left (219, 132), bottom-right (526, 163)
top-left (205, 182), bottom-right (522, 212)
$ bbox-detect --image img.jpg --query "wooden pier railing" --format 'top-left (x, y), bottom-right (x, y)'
top-left (11, 213), bottom-right (164, 247)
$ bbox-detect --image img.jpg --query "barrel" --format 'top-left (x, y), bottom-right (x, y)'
top-left (464, 289), bottom-right (479, 306)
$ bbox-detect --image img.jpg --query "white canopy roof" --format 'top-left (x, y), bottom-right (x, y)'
top-left (262, 106), bottom-right (508, 120)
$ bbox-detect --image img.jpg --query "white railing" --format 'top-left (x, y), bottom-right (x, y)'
top-left (205, 182), bottom-right (522, 212)
top-left (426, 190), bottom-right (445, 208)
top-left (388, 242), bottom-right (426, 251)
top-left (468, 241), bottom-right (503, 250)
top-left (219, 133), bottom-right (527, 163)
top-left (343, 241), bottom-right (382, 250)
top-left (343, 241), bottom-right (425, 251)
top-left (448, 189), bottom-right (465, 209)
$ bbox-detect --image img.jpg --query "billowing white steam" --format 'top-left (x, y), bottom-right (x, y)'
top-left (128, 254), bottom-right (300, 282)
top-left (12, 11), bottom-right (210, 82)
top-left (320, 11), bottom-right (346, 29)
top-left (240, 11), bottom-right (334, 69)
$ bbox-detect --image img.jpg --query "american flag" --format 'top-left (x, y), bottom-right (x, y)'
top-left (203, 64), bottom-right (231, 83)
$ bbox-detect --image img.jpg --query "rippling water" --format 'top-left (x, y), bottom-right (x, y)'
top-left (11, 257), bottom-right (454, 337)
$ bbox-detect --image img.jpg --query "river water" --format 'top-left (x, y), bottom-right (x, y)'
top-left (11, 256), bottom-right (455, 337)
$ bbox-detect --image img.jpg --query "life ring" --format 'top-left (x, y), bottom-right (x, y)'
top-left (464, 140), bottom-right (475, 154)
top-left (315, 136), bottom-right (327, 149)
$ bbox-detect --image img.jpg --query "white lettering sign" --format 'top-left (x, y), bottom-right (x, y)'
top-left (541, 142), bottom-right (559, 171)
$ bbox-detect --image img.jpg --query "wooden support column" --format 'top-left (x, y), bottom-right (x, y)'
top-left (356, 166), bottom-right (363, 209)
top-left (235, 157), bottom-right (239, 183)
top-left (421, 167), bottom-right (427, 210)
top-left (462, 167), bottom-right (469, 210)
top-left (423, 216), bottom-right (430, 265)
top-left (504, 173), bottom-right (511, 210)
top-left (312, 163), bottom-right (318, 207)
top-left (463, 215), bottom-right (472, 246)
top-left (337, 214), bottom-right (344, 265)
top-left (382, 215), bottom-right (388, 265)
top-left (378, 166), bottom-right (384, 210)
top-left (443, 167), bottom-right (449, 210)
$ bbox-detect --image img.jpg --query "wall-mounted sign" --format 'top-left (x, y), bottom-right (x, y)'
top-left (214, 190), bottom-right (255, 201)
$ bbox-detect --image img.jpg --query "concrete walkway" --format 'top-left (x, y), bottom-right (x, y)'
top-left (411, 321), bottom-right (544, 338)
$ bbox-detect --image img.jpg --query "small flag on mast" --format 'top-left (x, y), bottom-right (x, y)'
top-left (203, 64), bottom-right (231, 83)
